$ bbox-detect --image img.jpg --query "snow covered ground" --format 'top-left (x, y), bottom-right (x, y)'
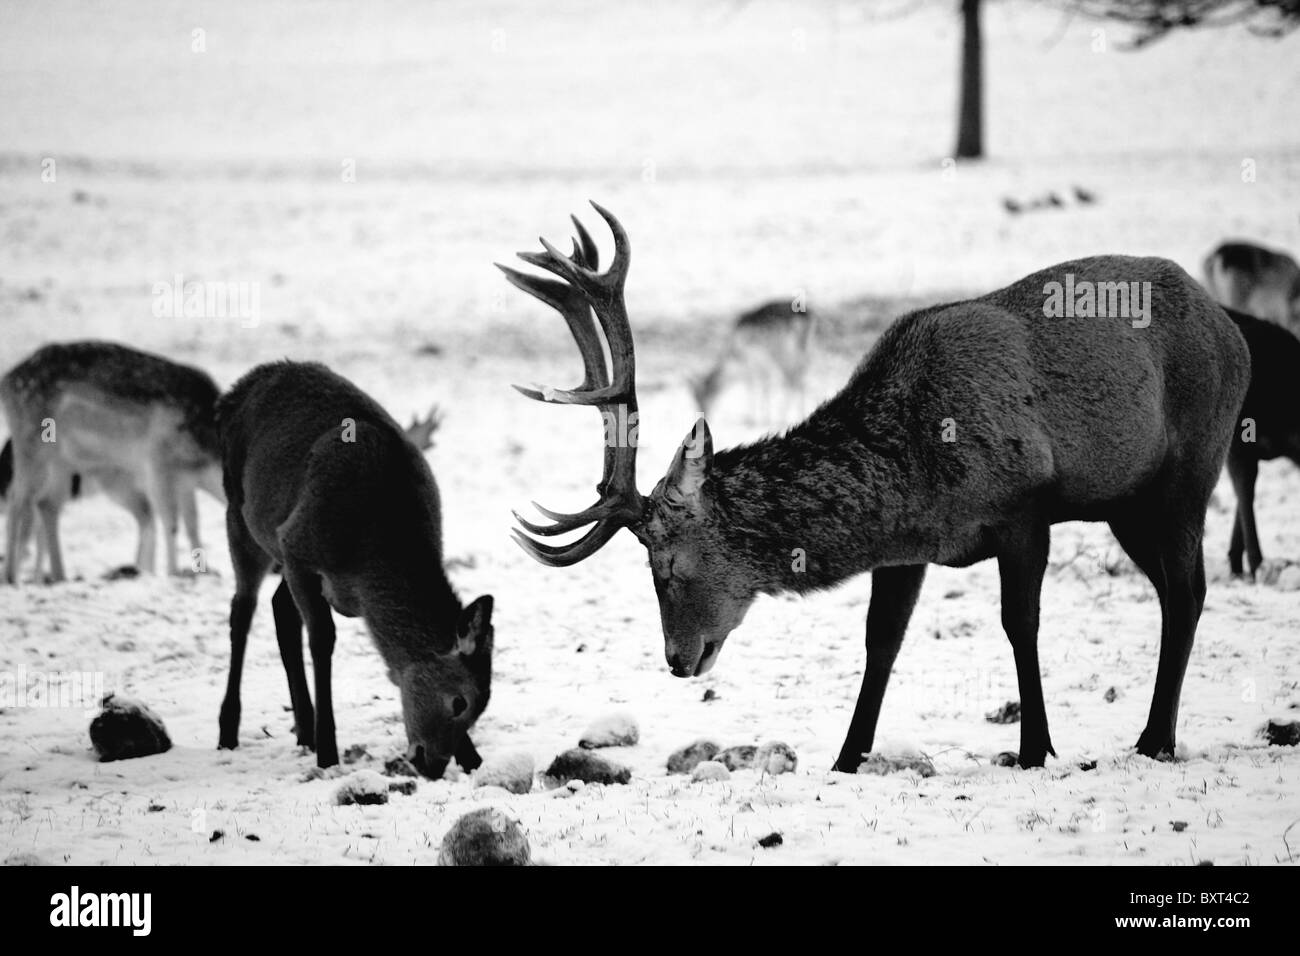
top-left (1, 0), bottom-right (1298, 865)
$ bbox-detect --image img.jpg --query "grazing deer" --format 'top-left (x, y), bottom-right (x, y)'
top-left (0, 341), bottom-right (225, 584)
top-left (0, 402), bottom-right (440, 582)
top-left (1203, 241), bottom-right (1300, 331)
top-left (216, 362), bottom-right (491, 777)
top-left (502, 204), bottom-right (1249, 770)
top-left (1222, 307), bottom-right (1300, 579)
top-left (689, 299), bottom-right (815, 424)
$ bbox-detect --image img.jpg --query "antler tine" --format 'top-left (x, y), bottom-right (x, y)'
top-left (512, 500), bottom-right (613, 536)
top-left (502, 205), bottom-right (644, 568)
top-left (510, 522), bottom-right (623, 568)
top-left (588, 201), bottom-right (630, 285)
top-left (571, 215), bottom-right (600, 271)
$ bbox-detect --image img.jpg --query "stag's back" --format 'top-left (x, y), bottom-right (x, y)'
top-left (820, 256), bottom-right (1248, 515)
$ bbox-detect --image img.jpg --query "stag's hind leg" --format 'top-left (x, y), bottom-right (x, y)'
top-left (995, 520), bottom-right (1054, 768)
top-left (1111, 497), bottom-right (1207, 760)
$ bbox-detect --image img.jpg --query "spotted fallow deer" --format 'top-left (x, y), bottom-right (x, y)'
top-left (502, 203), bottom-right (1249, 770)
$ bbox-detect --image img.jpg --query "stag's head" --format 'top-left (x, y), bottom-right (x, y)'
top-left (500, 204), bottom-right (760, 678)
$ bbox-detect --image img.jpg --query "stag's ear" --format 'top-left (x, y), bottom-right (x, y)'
top-left (663, 418), bottom-right (713, 508)
top-left (456, 595), bottom-right (494, 656)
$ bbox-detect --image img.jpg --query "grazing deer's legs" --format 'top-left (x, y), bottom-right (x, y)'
top-left (218, 510), bottom-right (272, 750)
top-left (833, 563), bottom-right (928, 773)
top-left (4, 485), bottom-right (35, 584)
top-left (271, 578), bottom-right (315, 749)
top-left (148, 460), bottom-right (180, 576)
top-left (1226, 454), bottom-right (1261, 577)
top-left (130, 491), bottom-right (157, 574)
top-left (996, 521), bottom-right (1054, 767)
top-left (180, 488), bottom-right (201, 566)
top-left (283, 563), bottom-right (339, 769)
top-left (35, 497), bottom-right (65, 583)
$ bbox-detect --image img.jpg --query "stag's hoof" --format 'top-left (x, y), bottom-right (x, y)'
top-left (1134, 730), bottom-right (1176, 760)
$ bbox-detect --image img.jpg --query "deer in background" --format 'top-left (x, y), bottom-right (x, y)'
top-left (1222, 307), bottom-right (1300, 579)
top-left (216, 362), bottom-right (490, 777)
top-left (1203, 241), bottom-right (1300, 331)
top-left (0, 341), bottom-right (225, 584)
top-left (503, 203), bottom-right (1249, 770)
top-left (689, 298), bottom-right (815, 424)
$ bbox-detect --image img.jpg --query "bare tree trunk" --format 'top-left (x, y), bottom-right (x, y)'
top-left (955, 0), bottom-right (983, 159)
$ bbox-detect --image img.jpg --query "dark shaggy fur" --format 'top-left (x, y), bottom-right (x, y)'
top-left (1222, 307), bottom-right (1300, 576)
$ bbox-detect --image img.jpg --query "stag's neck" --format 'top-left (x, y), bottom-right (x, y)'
top-left (710, 400), bottom-right (927, 595)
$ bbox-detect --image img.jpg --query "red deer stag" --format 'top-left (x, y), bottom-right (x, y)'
top-left (501, 203), bottom-right (1249, 770)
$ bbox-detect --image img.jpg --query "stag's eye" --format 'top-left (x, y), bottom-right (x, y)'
top-left (452, 696), bottom-right (468, 717)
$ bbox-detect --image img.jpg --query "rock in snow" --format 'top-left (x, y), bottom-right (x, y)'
top-left (438, 808), bottom-right (530, 866)
top-left (578, 713), bottom-right (640, 749)
top-left (474, 752), bottom-right (535, 794)
top-left (714, 745), bottom-right (757, 771)
top-left (1265, 719), bottom-right (1300, 746)
top-left (542, 749), bottom-right (631, 787)
top-left (857, 753), bottom-right (936, 778)
top-left (691, 760), bottom-right (731, 782)
top-left (754, 741), bottom-right (798, 775)
top-left (334, 770), bottom-right (390, 806)
top-left (88, 695), bottom-right (171, 762)
top-left (666, 739), bottom-right (720, 774)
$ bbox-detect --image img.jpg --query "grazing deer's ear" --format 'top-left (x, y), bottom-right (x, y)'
top-left (663, 418), bottom-right (713, 507)
top-left (456, 595), bottom-right (494, 656)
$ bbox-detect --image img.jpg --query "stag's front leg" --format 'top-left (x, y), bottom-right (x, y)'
top-left (833, 564), bottom-right (927, 773)
top-left (284, 563), bottom-right (339, 769)
top-left (996, 522), bottom-right (1054, 768)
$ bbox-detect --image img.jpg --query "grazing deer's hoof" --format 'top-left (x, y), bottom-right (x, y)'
top-left (1015, 749), bottom-right (1050, 769)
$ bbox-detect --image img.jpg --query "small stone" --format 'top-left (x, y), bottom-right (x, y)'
top-left (1265, 719), bottom-right (1300, 746)
top-left (343, 744), bottom-right (369, 765)
top-left (89, 695), bottom-right (171, 762)
top-left (985, 700), bottom-right (1021, 724)
top-left (388, 779), bottom-right (417, 796)
top-left (754, 741), bottom-right (798, 775)
top-left (857, 753), bottom-right (936, 777)
top-left (1171, 820), bottom-right (1188, 832)
top-left (1103, 687), bottom-right (1120, 703)
top-left (542, 749), bottom-right (631, 787)
top-left (715, 745), bottom-right (758, 771)
top-left (691, 760), bottom-right (731, 782)
top-left (1274, 565), bottom-right (1300, 591)
top-left (334, 770), bottom-right (390, 806)
top-left (757, 832), bottom-right (783, 848)
top-left (1078, 759), bottom-right (1098, 772)
top-left (992, 751), bottom-right (1019, 768)
top-left (702, 688), bottom-right (718, 702)
top-left (474, 752), bottom-right (535, 794)
top-left (438, 808), bottom-right (530, 866)
top-left (383, 755), bottom-right (418, 778)
top-left (666, 739), bottom-right (720, 774)
top-left (578, 713), bottom-right (639, 749)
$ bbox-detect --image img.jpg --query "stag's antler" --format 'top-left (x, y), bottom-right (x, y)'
top-left (497, 202), bottom-right (645, 567)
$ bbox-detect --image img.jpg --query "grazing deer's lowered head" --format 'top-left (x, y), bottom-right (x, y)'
top-left (504, 203), bottom-right (1249, 772)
